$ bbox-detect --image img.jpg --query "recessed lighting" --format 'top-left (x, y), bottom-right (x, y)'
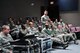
top-left (31, 3), bottom-right (34, 6)
top-left (50, 1), bottom-right (54, 5)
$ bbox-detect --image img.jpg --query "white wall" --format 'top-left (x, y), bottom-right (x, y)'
top-left (60, 0), bottom-right (80, 26)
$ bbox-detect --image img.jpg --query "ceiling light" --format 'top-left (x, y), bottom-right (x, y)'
top-left (50, 1), bottom-right (54, 5)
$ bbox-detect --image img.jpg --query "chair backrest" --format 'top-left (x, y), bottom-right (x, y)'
top-left (70, 27), bottom-right (76, 32)
top-left (76, 27), bottom-right (80, 32)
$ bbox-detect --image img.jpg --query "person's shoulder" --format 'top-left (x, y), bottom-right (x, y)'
top-left (27, 27), bottom-right (30, 29)
top-left (7, 33), bottom-right (10, 35)
top-left (0, 32), bottom-right (3, 40)
top-left (42, 28), bottom-right (46, 31)
top-left (46, 16), bottom-right (49, 17)
top-left (32, 27), bottom-right (36, 30)
top-left (7, 34), bottom-right (12, 37)
top-left (27, 27), bottom-right (30, 30)
top-left (41, 15), bottom-right (45, 18)
top-left (0, 32), bottom-right (3, 37)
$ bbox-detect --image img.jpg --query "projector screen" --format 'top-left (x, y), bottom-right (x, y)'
top-left (58, 0), bottom-right (79, 11)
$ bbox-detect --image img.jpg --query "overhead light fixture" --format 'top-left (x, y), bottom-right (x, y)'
top-left (31, 3), bottom-right (34, 6)
top-left (50, 1), bottom-right (54, 5)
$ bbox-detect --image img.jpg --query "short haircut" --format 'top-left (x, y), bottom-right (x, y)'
top-left (2, 25), bottom-right (10, 30)
top-left (29, 22), bottom-right (33, 25)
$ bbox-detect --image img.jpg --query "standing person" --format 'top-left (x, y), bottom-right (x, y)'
top-left (0, 25), bottom-right (13, 53)
top-left (41, 10), bottom-right (50, 28)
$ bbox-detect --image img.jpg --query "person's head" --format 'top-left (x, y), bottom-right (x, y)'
top-left (55, 19), bottom-right (58, 22)
top-left (45, 21), bottom-right (49, 29)
top-left (60, 19), bottom-right (63, 22)
top-left (29, 22), bottom-right (34, 28)
top-left (38, 26), bottom-right (42, 32)
top-left (21, 24), bottom-right (26, 30)
top-left (8, 17), bottom-right (13, 22)
top-left (44, 10), bottom-right (48, 15)
top-left (16, 21), bottom-right (20, 25)
top-left (19, 18), bottom-right (22, 21)
top-left (26, 19), bottom-right (29, 23)
top-left (57, 24), bottom-right (62, 29)
top-left (2, 25), bottom-right (10, 34)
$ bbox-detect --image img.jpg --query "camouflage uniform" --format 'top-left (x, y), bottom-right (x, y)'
top-left (0, 32), bottom-right (13, 53)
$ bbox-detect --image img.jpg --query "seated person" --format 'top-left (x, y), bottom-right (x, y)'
top-left (42, 21), bottom-right (52, 36)
top-left (24, 19), bottom-right (30, 28)
top-left (51, 24), bottom-right (68, 49)
top-left (27, 22), bottom-right (38, 35)
top-left (58, 19), bottom-right (65, 27)
top-left (36, 26), bottom-right (48, 37)
top-left (42, 21), bottom-right (68, 49)
top-left (19, 24), bottom-right (28, 38)
top-left (63, 24), bottom-right (78, 44)
top-left (53, 19), bottom-right (58, 27)
top-left (53, 24), bottom-right (67, 43)
top-left (0, 25), bottom-right (13, 53)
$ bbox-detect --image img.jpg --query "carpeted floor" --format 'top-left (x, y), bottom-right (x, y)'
top-left (49, 40), bottom-right (80, 53)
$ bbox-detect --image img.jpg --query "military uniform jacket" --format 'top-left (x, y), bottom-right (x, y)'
top-left (0, 32), bottom-right (13, 53)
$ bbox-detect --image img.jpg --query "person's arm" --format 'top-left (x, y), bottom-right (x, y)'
top-left (49, 21), bottom-right (57, 30)
top-left (41, 16), bottom-right (44, 23)
top-left (47, 16), bottom-right (50, 21)
top-left (9, 34), bottom-right (20, 42)
top-left (8, 34), bottom-right (14, 41)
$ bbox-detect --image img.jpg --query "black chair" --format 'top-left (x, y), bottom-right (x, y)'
top-left (11, 34), bottom-right (40, 53)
